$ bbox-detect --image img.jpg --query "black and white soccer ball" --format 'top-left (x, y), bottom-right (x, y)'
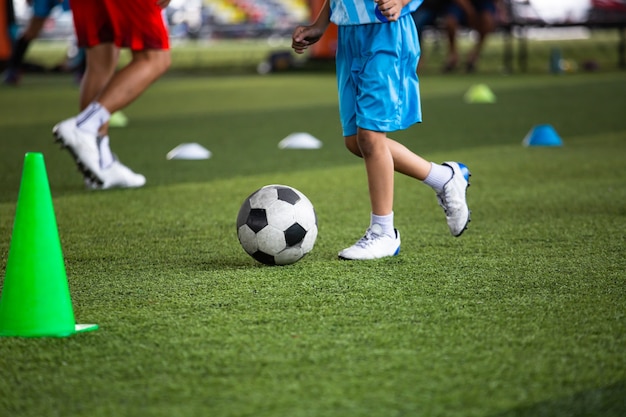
top-left (237, 184), bottom-right (318, 265)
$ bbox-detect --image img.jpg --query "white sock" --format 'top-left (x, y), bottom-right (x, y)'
top-left (423, 162), bottom-right (453, 192)
top-left (371, 212), bottom-right (395, 238)
top-left (76, 102), bottom-right (111, 136)
top-left (97, 135), bottom-right (115, 169)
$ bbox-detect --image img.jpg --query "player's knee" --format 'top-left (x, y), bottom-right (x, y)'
top-left (355, 132), bottom-right (381, 158)
top-left (133, 50), bottom-right (171, 76)
top-left (23, 18), bottom-right (46, 39)
top-left (157, 51), bottom-right (172, 74)
top-left (149, 51), bottom-right (171, 77)
top-left (344, 136), bottom-right (362, 157)
top-left (480, 14), bottom-right (496, 32)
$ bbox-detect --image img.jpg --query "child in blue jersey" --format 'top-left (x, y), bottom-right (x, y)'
top-left (292, 0), bottom-right (472, 260)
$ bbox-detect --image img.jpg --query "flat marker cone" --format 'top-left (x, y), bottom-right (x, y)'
top-left (0, 153), bottom-right (98, 337)
top-left (522, 124), bottom-right (563, 147)
top-left (464, 84), bottom-right (496, 103)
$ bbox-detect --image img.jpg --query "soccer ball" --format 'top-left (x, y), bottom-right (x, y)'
top-left (237, 184), bottom-right (318, 265)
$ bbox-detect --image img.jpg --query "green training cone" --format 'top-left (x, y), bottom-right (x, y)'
top-left (0, 153), bottom-right (98, 337)
top-left (464, 84), bottom-right (496, 104)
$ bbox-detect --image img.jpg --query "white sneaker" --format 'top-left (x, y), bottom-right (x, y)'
top-left (437, 161), bottom-right (471, 237)
top-left (338, 224), bottom-right (400, 260)
top-left (52, 117), bottom-right (104, 187)
top-left (86, 159), bottom-right (146, 190)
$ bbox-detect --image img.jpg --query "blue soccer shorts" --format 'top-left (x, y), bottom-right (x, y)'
top-left (335, 14), bottom-right (422, 137)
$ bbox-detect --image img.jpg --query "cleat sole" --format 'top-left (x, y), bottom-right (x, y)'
top-left (52, 128), bottom-right (104, 187)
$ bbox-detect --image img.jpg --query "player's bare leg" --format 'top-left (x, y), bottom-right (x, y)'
top-left (97, 49), bottom-right (171, 117)
top-left (355, 129), bottom-right (394, 216)
top-left (339, 130), bottom-right (400, 260)
top-left (344, 133), bottom-right (470, 239)
top-left (345, 134), bottom-right (432, 181)
top-left (466, 11), bottom-right (495, 73)
top-left (80, 43), bottom-right (119, 111)
top-left (443, 14), bottom-right (460, 72)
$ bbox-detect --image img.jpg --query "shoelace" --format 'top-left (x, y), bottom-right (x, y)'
top-left (436, 171), bottom-right (455, 215)
top-left (355, 229), bottom-right (385, 248)
top-left (436, 191), bottom-right (450, 215)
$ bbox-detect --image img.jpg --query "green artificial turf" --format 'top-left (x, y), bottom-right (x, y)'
top-left (0, 64), bottom-right (625, 416)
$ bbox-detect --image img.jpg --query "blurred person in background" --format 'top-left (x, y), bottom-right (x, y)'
top-left (3, 0), bottom-right (70, 85)
top-left (0, 0), bottom-right (16, 69)
top-left (411, 0), bottom-right (452, 71)
top-left (442, 0), bottom-right (502, 73)
top-left (53, 0), bottom-right (171, 190)
top-left (412, 0), bottom-right (451, 40)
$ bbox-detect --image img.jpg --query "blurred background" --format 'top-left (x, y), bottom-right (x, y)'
top-left (6, 0), bottom-right (614, 40)
top-left (1, 0), bottom-right (625, 75)
top-left (9, 0), bottom-right (310, 40)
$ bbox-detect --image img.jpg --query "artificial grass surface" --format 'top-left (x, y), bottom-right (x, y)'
top-left (0, 69), bottom-right (625, 417)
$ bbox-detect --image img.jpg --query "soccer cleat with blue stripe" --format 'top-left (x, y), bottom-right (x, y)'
top-left (437, 162), bottom-right (471, 237)
top-left (338, 224), bottom-right (400, 260)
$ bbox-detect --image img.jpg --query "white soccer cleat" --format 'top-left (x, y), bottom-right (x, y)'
top-left (54, 119), bottom-right (145, 190)
top-left (86, 159), bottom-right (146, 190)
top-left (437, 161), bottom-right (471, 237)
top-left (338, 224), bottom-right (400, 260)
top-left (52, 117), bottom-right (104, 187)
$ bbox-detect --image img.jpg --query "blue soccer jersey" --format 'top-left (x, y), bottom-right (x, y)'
top-left (330, 0), bottom-right (422, 25)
